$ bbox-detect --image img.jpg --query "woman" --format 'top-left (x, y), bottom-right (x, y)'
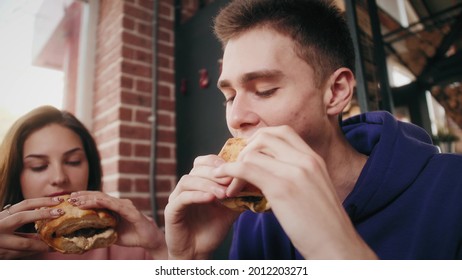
top-left (0, 105), bottom-right (167, 259)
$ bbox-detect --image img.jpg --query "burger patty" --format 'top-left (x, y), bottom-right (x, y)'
top-left (51, 227), bottom-right (111, 239)
top-left (239, 196), bottom-right (263, 203)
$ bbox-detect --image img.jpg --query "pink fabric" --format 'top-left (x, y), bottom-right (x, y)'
top-left (26, 245), bottom-right (150, 260)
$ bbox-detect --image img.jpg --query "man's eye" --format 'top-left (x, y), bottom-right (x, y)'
top-left (256, 88), bottom-right (278, 97)
top-left (223, 96), bottom-right (235, 106)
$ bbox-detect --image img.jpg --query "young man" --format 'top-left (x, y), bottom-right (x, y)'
top-left (165, 0), bottom-right (462, 259)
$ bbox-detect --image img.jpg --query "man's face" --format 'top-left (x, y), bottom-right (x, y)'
top-left (218, 27), bottom-right (329, 146)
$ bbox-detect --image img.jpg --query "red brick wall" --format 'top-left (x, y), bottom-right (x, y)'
top-left (153, 0), bottom-right (176, 226)
top-left (93, 0), bottom-right (176, 225)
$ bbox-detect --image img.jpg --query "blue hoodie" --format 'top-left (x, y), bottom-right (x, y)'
top-left (229, 111), bottom-right (462, 259)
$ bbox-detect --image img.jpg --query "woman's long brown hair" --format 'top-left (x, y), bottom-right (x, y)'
top-left (0, 105), bottom-right (102, 208)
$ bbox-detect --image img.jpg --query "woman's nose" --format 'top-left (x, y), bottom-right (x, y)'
top-left (50, 165), bottom-right (68, 186)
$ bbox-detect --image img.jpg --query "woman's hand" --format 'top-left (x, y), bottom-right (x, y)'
top-left (164, 155), bottom-right (240, 260)
top-left (0, 197), bottom-right (64, 259)
top-left (68, 191), bottom-right (167, 259)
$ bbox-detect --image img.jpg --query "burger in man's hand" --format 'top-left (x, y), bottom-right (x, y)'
top-left (218, 138), bottom-right (271, 213)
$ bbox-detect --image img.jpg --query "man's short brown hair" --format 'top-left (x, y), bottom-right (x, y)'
top-left (214, 0), bottom-right (355, 88)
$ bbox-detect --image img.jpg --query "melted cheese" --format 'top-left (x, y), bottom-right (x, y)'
top-left (65, 228), bottom-right (115, 250)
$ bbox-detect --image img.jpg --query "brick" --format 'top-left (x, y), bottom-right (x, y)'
top-left (102, 160), bottom-right (118, 176)
top-left (120, 124), bottom-right (152, 140)
top-left (121, 61), bottom-right (152, 78)
top-left (138, 22), bottom-right (152, 37)
top-left (135, 49), bottom-right (152, 64)
top-left (135, 143), bottom-right (151, 157)
top-left (124, 3), bottom-right (152, 21)
top-left (157, 55), bottom-right (171, 68)
top-left (157, 42), bottom-right (174, 55)
top-left (93, 95), bottom-right (120, 124)
top-left (155, 178), bottom-right (174, 192)
top-left (156, 145), bottom-right (172, 158)
top-left (100, 0), bottom-right (123, 20)
top-left (121, 91), bottom-right (152, 107)
top-left (94, 126), bottom-right (119, 145)
top-left (159, 0), bottom-right (174, 6)
top-left (156, 129), bottom-right (175, 142)
top-left (158, 70), bottom-right (174, 83)
top-left (135, 178), bottom-right (150, 192)
top-left (158, 29), bottom-right (172, 44)
top-left (135, 109), bottom-right (152, 123)
top-left (93, 108), bottom-right (121, 132)
top-left (158, 17), bottom-right (173, 30)
top-left (118, 177), bottom-right (133, 192)
top-left (158, 3), bottom-right (173, 19)
top-left (136, 80), bottom-right (152, 93)
top-left (119, 106), bottom-right (133, 121)
top-left (119, 141), bottom-right (133, 156)
top-left (95, 83), bottom-right (120, 102)
top-left (122, 17), bottom-right (135, 30)
top-left (98, 141), bottom-right (119, 158)
top-left (122, 31), bottom-right (152, 50)
top-left (96, 66), bottom-right (120, 91)
top-left (157, 99), bottom-right (175, 111)
top-left (102, 178), bottom-right (119, 193)
top-left (122, 46), bottom-right (136, 60)
top-left (157, 84), bottom-right (173, 98)
top-left (138, 0), bottom-right (154, 10)
top-left (157, 112), bottom-right (173, 126)
top-left (122, 47), bottom-right (153, 65)
top-left (120, 159), bottom-right (150, 174)
top-left (121, 75), bottom-right (134, 89)
top-left (155, 162), bottom-right (176, 175)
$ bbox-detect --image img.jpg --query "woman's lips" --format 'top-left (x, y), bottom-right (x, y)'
top-left (46, 191), bottom-right (71, 197)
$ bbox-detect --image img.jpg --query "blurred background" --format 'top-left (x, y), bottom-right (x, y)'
top-left (0, 0), bottom-right (64, 139)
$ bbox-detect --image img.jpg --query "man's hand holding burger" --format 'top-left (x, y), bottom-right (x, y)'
top-left (164, 151), bottom-right (242, 260)
top-left (165, 133), bottom-right (274, 259)
top-left (213, 126), bottom-right (377, 259)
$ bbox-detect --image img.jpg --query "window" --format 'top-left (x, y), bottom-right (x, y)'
top-left (0, 0), bottom-right (65, 140)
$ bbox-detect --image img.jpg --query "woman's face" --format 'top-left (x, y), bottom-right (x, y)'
top-left (20, 124), bottom-right (89, 199)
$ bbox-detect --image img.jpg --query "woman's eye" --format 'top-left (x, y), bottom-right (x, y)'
top-left (30, 165), bottom-right (47, 172)
top-left (66, 160), bottom-right (81, 166)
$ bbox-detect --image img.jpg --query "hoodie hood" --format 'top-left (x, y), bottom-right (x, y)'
top-left (341, 111), bottom-right (439, 222)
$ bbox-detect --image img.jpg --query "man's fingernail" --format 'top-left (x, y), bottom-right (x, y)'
top-left (214, 159), bottom-right (225, 166)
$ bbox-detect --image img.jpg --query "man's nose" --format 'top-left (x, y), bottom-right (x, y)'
top-left (227, 94), bottom-right (260, 130)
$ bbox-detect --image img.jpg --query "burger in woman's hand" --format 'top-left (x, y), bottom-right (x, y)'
top-left (35, 195), bottom-right (118, 254)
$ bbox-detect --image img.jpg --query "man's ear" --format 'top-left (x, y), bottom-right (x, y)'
top-left (325, 68), bottom-right (356, 116)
